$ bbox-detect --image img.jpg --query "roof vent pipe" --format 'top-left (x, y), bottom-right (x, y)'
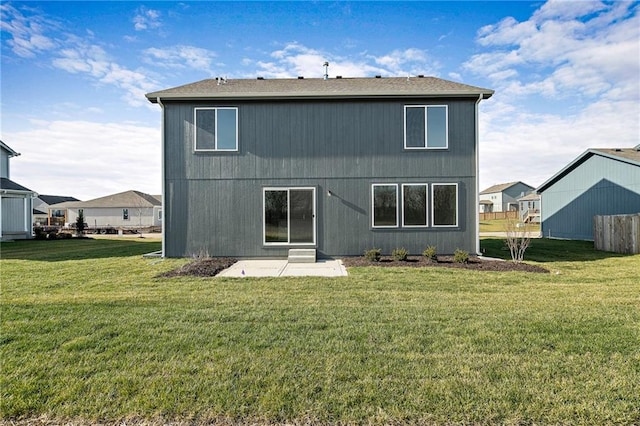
top-left (323, 61), bottom-right (329, 80)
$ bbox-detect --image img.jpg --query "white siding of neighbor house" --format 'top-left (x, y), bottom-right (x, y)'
top-left (1, 196), bottom-right (32, 238)
top-left (479, 192), bottom-right (504, 212)
top-left (66, 207), bottom-right (159, 228)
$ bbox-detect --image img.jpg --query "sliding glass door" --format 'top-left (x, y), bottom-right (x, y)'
top-left (264, 187), bottom-right (315, 245)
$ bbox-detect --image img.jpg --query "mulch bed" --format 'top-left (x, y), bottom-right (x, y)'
top-left (157, 258), bottom-right (237, 278)
top-left (341, 255), bottom-right (549, 273)
top-left (157, 255), bottom-right (548, 278)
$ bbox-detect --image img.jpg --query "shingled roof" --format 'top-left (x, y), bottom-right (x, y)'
top-left (146, 76), bottom-right (494, 102)
top-left (1, 177), bottom-right (34, 193)
top-left (480, 182), bottom-right (527, 195)
top-left (37, 194), bottom-right (80, 205)
top-left (55, 190), bottom-right (161, 209)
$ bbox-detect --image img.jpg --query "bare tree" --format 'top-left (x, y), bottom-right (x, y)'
top-left (504, 217), bottom-right (532, 263)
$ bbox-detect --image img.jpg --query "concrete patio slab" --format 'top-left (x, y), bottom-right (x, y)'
top-left (217, 259), bottom-right (348, 277)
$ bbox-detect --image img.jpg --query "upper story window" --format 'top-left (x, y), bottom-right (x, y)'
top-left (194, 107), bottom-right (238, 151)
top-left (123, 208), bottom-right (129, 220)
top-left (404, 105), bottom-right (448, 150)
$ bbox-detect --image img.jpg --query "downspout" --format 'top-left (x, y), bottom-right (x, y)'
top-left (475, 93), bottom-right (483, 256)
top-left (157, 97), bottom-right (166, 258)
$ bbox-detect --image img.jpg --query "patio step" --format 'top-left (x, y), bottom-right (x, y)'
top-left (288, 249), bottom-right (316, 263)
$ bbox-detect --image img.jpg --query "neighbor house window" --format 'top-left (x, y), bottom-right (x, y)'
top-left (194, 107), bottom-right (238, 151)
top-left (432, 184), bottom-right (458, 227)
top-left (123, 208), bottom-right (129, 220)
top-left (402, 184), bottom-right (428, 227)
top-left (404, 105), bottom-right (448, 149)
top-left (372, 184), bottom-right (398, 228)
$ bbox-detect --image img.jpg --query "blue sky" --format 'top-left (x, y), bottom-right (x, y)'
top-left (1, 1), bottom-right (638, 200)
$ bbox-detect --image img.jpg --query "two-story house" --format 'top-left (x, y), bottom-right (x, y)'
top-left (479, 181), bottom-right (534, 213)
top-left (146, 76), bottom-right (493, 258)
top-left (1, 141), bottom-right (36, 240)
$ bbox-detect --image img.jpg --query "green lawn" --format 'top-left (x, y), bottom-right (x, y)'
top-left (480, 219), bottom-right (540, 233)
top-left (1, 238), bottom-right (639, 425)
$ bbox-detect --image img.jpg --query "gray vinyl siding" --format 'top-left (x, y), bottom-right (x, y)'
top-left (502, 183), bottom-right (533, 210)
top-left (1, 149), bottom-right (9, 179)
top-left (541, 155), bottom-right (640, 240)
top-left (163, 98), bottom-right (479, 257)
top-left (1, 196), bottom-right (32, 238)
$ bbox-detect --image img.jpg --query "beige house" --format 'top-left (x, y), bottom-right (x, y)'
top-left (55, 190), bottom-right (162, 231)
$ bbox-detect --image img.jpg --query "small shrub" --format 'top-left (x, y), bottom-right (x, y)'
top-left (392, 247), bottom-right (408, 261)
top-left (364, 248), bottom-right (381, 262)
top-left (453, 248), bottom-right (469, 264)
top-left (34, 227), bottom-right (46, 240)
top-left (191, 248), bottom-right (211, 260)
top-left (422, 246), bottom-right (438, 262)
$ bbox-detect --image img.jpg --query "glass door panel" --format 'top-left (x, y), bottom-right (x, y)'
top-left (289, 189), bottom-right (314, 243)
top-left (264, 190), bottom-right (288, 243)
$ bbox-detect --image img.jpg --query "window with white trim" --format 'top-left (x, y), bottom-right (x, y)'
top-left (432, 183), bottom-right (458, 226)
top-left (372, 184), bottom-right (398, 228)
top-left (404, 105), bottom-right (448, 149)
top-left (194, 107), bottom-right (238, 151)
top-left (402, 184), bottom-right (428, 227)
top-left (123, 208), bottom-right (129, 221)
top-left (263, 187), bottom-right (316, 245)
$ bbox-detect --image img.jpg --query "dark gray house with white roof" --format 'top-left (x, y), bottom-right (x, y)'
top-left (146, 76), bottom-right (493, 258)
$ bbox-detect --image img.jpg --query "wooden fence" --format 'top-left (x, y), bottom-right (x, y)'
top-left (593, 214), bottom-right (640, 254)
top-left (479, 211), bottom-right (518, 221)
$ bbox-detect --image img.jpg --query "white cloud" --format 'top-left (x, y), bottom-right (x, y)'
top-left (133, 7), bottom-right (161, 31)
top-left (479, 95), bottom-right (640, 190)
top-left (5, 120), bottom-right (161, 200)
top-left (464, 1), bottom-right (640, 189)
top-left (2, 5), bottom-right (161, 108)
top-left (250, 43), bottom-right (439, 79)
top-left (143, 45), bottom-right (218, 75)
top-left (370, 48), bottom-right (438, 76)
top-left (0, 3), bottom-right (57, 57)
top-left (465, 1), bottom-right (639, 100)
top-left (50, 39), bottom-right (158, 107)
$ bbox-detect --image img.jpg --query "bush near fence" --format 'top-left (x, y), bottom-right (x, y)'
top-left (594, 213), bottom-right (640, 254)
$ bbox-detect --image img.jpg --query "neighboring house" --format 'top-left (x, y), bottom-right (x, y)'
top-left (146, 75), bottom-right (493, 258)
top-left (479, 181), bottom-right (534, 213)
top-left (518, 192), bottom-right (540, 223)
top-left (0, 141), bottom-right (36, 240)
top-left (33, 194), bottom-right (80, 226)
top-left (537, 146), bottom-right (640, 240)
top-left (56, 190), bottom-right (162, 229)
